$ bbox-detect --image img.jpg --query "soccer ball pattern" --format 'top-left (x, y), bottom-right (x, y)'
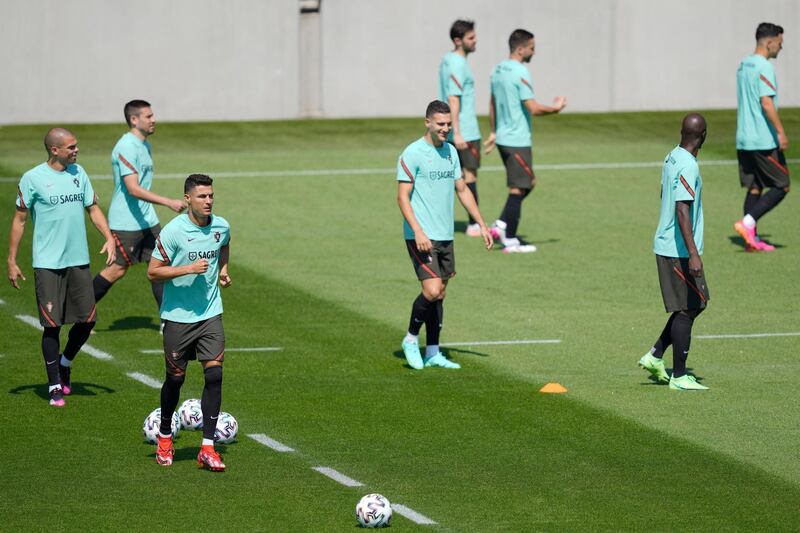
top-left (142, 408), bottom-right (180, 443)
top-left (213, 411), bottom-right (238, 444)
top-left (178, 398), bottom-right (203, 430)
top-left (355, 493), bottom-right (392, 528)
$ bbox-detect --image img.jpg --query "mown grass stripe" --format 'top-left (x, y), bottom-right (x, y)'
top-left (247, 433), bottom-right (295, 452)
top-left (312, 467), bottom-right (364, 487)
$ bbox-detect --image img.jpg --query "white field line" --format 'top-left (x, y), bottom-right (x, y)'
top-left (0, 299), bottom-right (5, 304)
top-left (696, 332), bottom-right (800, 340)
top-left (312, 467), bottom-right (364, 487)
top-left (126, 372), bottom-right (162, 389)
top-left (15, 314), bottom-right (113, 360)
top-left (393, 504), bottom-right (438, 525)
top-left (442, 339), bottom-right (561, 347)
top-left (247, 433), bottom-right (295, 453)
top-left (139, 347), bottom-right (282, 354)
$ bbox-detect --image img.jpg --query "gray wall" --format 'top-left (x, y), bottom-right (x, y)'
top-left (1, 0), bottom-right (797, 124)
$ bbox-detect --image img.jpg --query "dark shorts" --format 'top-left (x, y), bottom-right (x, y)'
top-left (162, 314), bottom-right (225, 376)
top-left (111, 224), bottom-right (161, 266)
top-left (656, 255), bottom-right (710, 313)
top-left (451, 140), bottom-right (481, 170)
top-left (498, 145), bottom-right (535, 189)
top-left (34, 265), bottom-right (97, 327)
top-left (406, 240), bottom-right (455, 281)
top-left (737, 149), bottom-right (790, 189)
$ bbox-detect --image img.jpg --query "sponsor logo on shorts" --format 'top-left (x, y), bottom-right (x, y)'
top-left (171, 351), bottom-right (180, 360)
top-left (46, 301), bottom-right (53, 312)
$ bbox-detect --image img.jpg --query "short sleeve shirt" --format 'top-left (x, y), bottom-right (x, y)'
top-left (16, 162), bottom-right (96, 269)
top-left (490, 59), bottom-right (535, 148)
top-left (396, 138), bottom-right (462, 241)
top-left (151, 213), bottom-right (230, 323)
top-left (653, 146), bottom-right (704, 258)
top-left (439, 52), bottom-right (481, 142)
top-left (736, 54), bottom-right (779, 150)
top-left (109, 132), bottom-right (159, 230)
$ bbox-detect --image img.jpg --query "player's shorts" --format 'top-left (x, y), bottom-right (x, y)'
top-left (737, 149), bottom-right (790, 190)
top-left (162, 314), bottom-right (225, 376)
top-left (34, 265), bottom-right (96, 327)
top-left (498, 145), bottom-right (535, 189)
top-left (406, 240), bottom-right (455, 281)
top-left (656, 255), bottom-right (710, 313)
top-left (111, 224), bottom-right (161, 267)
top-left (451, 140), bottom-right (481, 170)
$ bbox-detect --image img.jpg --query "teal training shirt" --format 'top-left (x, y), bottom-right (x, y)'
top-left (490, 59), bottom-right (535, 148)
top-left (16, 162), bottom-right (96, 269)
top-left (152, 213), bottom-right (230, 323)
top-left (439, 52), bottom-right (481, 142)
top-left (736, 54), bottom-right (779, 150)
top-left (653, 146), bottom-right (704, 258)
top-left (109, 132), bottom-right (159, 230)
top-left (397, 137), bottom-right (462, 241)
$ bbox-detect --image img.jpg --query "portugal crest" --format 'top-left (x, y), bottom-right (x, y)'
top-left (73, 177), bottom-right (79, 188)
top-left (214, 231), bottom-right (221, 243)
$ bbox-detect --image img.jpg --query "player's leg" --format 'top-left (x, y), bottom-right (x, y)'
top-left (156, 320), bottom-right (190, 466)
top-left (34, 268), bottom-right (67, 405)
top-left (666, 258), bottom-right (709, 391)
top-left (59, 266), bottom-right (97, 395)
top-left (736, 150), bottom-right (790, 251)
top-left (423, 242), bottom-right (460, 369)
top-left (93, 230), bottom-right (135, 301)
top-left (495, 146), bottom-right (536, 253)
top-left (639, 312), bottom-right (674, 383)
top-left (196, 316), bottom-right (226, 471)
top-left (402, 240), bottom-right (445, 369)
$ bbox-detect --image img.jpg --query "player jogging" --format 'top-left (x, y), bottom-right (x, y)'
top-left (7, 128), bottom-right (116, 406)
top-left (484, 29), bottom-right (566, 253)
top-left (439, 19), bottom-right (482, 237)
top-left (397, 100), bottom-right (493, 370)
top-left (147, 174), bottom-right (231, 470)
top-left (639, 114), bottom-right (710, 391)
top-left (733, 23), bottom-right (789, 252)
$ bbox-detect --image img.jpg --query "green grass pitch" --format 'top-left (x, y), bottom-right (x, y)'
top-left (0, 109), bottom-right (798, 531)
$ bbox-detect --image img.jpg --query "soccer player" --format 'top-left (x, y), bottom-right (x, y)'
top-left (484, 29), bottom-right (566, 253)
top-left (7, 128), bottom-right (116, 406)
top-left (93, 100), bottom-right (186, 321)
top-left (439, 19), bottom-right (482, 237)
top-left (733, 23), bottom-right (789, 252)
top-left (639, 114), bottom-right (710, 391)
top-left (397, 100), bottom-right (493, 370)
top-left (147, 174), bottom-right (231, 471)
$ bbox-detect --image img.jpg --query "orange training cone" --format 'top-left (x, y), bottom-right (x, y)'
top-left (539, 382), bottom-right (568, 394)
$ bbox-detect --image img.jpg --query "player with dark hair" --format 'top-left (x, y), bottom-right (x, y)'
top-left (397, 100), bottom-right (493, 370)
top-left (7, 128), bottom-right (116, 406)
top-left (734, 23), bottom-right (788, 251)
top-left (439, 19), bottom-right (482, 237)
top-left (93, 100), bottom-right (186, 325)
top-left (640, 113), bottom-right (710, 391)
top-left (147, 174), bottom-right (231, 470)
top-left (484, 29), bottom-right (566, 253)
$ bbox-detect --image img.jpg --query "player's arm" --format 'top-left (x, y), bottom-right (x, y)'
top-left (7, 207), bottom-right (28, 289)
top-left (484, 94), bottom-right (497, 154)
top-left (86, 203), bottom-right (116, 266)
top-left (760, 96), bottom-right (788, 150)
top-left (218, 244), bottom-right (231, 288)
top-left (447, 95), bottom-right (467, 150)
top-left (676, 200), bottom-right (702, 277)
top-left (397, 181), bottom-right (432, 253)
top-left (123, 174), bottom-right (186, 213)
top-left (147, 256), bottom-right (208, 282)
top-left (523, 97), bottom-right (567, 116)
top-left (455, 179), bottom-right (493, 250)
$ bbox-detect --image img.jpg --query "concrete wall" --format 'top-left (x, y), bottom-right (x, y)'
top-left (1, 0), bottom-right (797, 124)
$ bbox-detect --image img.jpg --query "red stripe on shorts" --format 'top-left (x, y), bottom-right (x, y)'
top-left (113, 233), bottom-right (133, 266)
top-left (513, 153), bottom-right (533, 178)
top-left (672, 266), bottom-right (707, 303)
top-left (406, 241), bottom-right (439, 279)
top-left (767, 154), bottom-right (789, 175)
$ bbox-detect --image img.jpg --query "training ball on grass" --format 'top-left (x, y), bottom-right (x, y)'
top-left (178, 398), bottom-right (203, 430)
top-left (356, 493), bottom-right (392, 528)
top-left (142, 408), bottom-right (180, 443)
top-left (213, 411), bottom-right (238, 444)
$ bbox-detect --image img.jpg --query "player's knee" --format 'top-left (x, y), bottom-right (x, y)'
top-left (783, 186), bottom-right (790, 194)
top-left (204, 364), bottom-right (223, 386)
top-left (680, 309), bottom-right (702, 320)
top-left (165, 373), bottom-right (185, 388)
top-left (749, 187), bottom-right (762, 195)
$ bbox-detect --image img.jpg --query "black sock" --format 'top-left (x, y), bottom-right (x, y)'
top-left (62, 322), bottom-right (94, 362)
top-left (408, 293), bottom-right (434, 336)
top-left (652, 313), bottom-right (677, 358)
top-left (201, 365), bottom-right (223, 441)
top-left (151, 281), bottom-right (164, 309)
top-left (749, 188), bottom-right (787, 221)
top-left (159, 374), bottom-right (184, 435)
top-left (425, 300), bottom-right (443, 347)
top-left (743, 190), bottom-right (761, 217)
top-left (466, 182), bottom-right (478, 224)
top-left (93, 274), bottom-right (113, 303)
top-left (670, 313), bottom-right (694, 378)
top-left (499, 194), bottom-right (523, 238)
top-left (42, 327), bottom-right (61, 387)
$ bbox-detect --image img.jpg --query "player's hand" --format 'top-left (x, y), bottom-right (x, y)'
top-left (553, 96), bottom-right (567, 112)
top-left (453, 133), bottom-right (468, 150)
top-left (189, 259), bottom-right (209, 274)
top-left (167, 199), bottom-right (187, 213)
top-left (480, 225), bottom-right (494, 251)
top-left (414, 231), bottom-right (432, 253)
top-left (778, 132), bottom-right (789, 151)
top-left (101, 238), bottom-right (116, 266)
top-left (483, 133), bottom-right (496, 154)
top-left (219, 271), bottom-right (232, 288)
top-left (7, 262), bottom-right (26, 289)
top-left (688, 254), bottom-right (703, 278)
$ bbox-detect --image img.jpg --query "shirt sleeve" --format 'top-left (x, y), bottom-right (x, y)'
top-left (81, 170), bottom-right (97, 207)
top-left (452, 147), bottom-right (463, 181)
top-left (222, 223), bottom-right (231, 246)
top-left (115, 144), bottom-right (139, 178)
top-left (758, 64), bottom-right (777, 98)
top-left (152, 226), bottom-right (176, 264)
top-left (396, 149), bottom-right (417, 183)
top-left (518, 69), bottom-right (535, 101)
top-left (15, 174), bottom-right (33, 209)
top-left (446, 61), bottom-right (465, 97)
top-left (674, 164), bottom-right (699, 203)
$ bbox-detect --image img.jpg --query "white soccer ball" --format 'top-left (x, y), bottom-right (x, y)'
top-left (178, 398), bottom-right (203, 430)
top-left (355, 493), bottom-right (392, 528)
top-left (142, 407), bottom-right (180, 443)
top-left (213, 411), bottom-right (238, 444)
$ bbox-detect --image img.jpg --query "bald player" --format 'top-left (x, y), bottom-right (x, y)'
top-left (8, 128), bottom-right (116, 406)
top-left (640, 114), bottom-right (710, 391)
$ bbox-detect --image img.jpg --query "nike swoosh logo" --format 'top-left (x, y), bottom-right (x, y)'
top-left (413, 318), bottom-right (424, 323)
top-left (210, 415), bottom-right (218, 420)
top-left (188, 238), bottom-right (196, 242)
top-left (46, 360), bottom-right (57, 365)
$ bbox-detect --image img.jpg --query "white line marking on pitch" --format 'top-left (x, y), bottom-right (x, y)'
top-left (696, 332), bottom-right (800, 339)
top-left (442, 339), bottom-right (561, 346)
top-left (393, 504), bottom-right (438, 525)
top-left (15, 314), bottom-right (113, 360)
top-left (312, 467), bottom-right (364, 487)
top-left (0, 299), bottom-right (5, 304)
top-left (247, 433), bottom-right (295, 452)
top-left (126, 372), bottom-right (162, 389)
top-left (139, 347), bottom-right (282, 354)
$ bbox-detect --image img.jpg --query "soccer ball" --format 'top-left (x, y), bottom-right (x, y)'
top-left (355, 493), bottom-right (392, 528)
top-left (213, 411), bottom-right (238, 444)
top-left (142, 408), bottom-right (180, 443)
top-left (178, 398), bottom-right (203, 430)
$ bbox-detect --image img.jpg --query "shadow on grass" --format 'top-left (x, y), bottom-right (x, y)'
top-left (640, 366), bottom-right (705, 385)
top-left (392, 345), bottom-right (489, 368)
top-left (103, 315), bottom-right (160, 332)
top-left (728, 234), bottom-right (784, 251)
top-left (9, 382), bottom-right (115, 400)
